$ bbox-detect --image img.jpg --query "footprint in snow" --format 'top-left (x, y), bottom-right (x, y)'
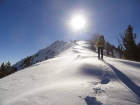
top-left (100, 77), bottom-right (110, 84)
top-left (84, 96), bottom-right (102, 105)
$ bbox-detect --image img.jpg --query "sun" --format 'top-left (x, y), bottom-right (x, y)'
top-left (70, 15), bottom-right (86, 30)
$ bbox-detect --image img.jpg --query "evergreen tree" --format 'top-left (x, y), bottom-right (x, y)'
top-left (110, 46), bottom-right (114, 57)
top-left (0, 63), bottom-right (6, 77)
top-left (118, 25), bottom-right (139, 61)
top-left (0, 61), bottom-right (17, 78)
top-left (117, 45), bottom-right (123, 58)
top-left (105, 42), bottom-right (110, 56)
top-left (10, 66), bottom-right (17, 73)
top-left (45, 56), bottom-right (48, 60)
top-left (138, 42), bottom-right (140, 50)
top-left (0, 65), bottom-right (1, 78)
top-left (137, 42), bottom-right (140, 58)
top-left (23, 56), bottom-right (31, 68)
top-left (5, 61), bottom-right (11, 74)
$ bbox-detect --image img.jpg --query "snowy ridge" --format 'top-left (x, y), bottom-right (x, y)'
top-left (13, 40), bottom-right (74, 70)
top-left (0, 41), bottom-right (140, 105)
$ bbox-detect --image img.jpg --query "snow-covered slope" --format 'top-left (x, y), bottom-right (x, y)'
top-left (0, 41), bottom-right (140, 105)
top-left (13, 40), bottom-right (74, 70)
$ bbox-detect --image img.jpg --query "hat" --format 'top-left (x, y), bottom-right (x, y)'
top-left (100, 35), bottom-right (104, 38)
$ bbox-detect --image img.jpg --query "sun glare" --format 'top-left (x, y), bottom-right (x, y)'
top-left (70, 15), bottom-right (86, 30)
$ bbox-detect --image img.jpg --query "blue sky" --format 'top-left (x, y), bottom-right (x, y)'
top-left (0, 0), bottom-right (140, 65)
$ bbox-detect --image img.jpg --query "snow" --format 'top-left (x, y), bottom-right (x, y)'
top-left (0, 41), bottom-right (140, 105)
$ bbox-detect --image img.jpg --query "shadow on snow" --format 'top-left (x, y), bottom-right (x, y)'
top-left (119, 60), bottom-right (140, 69)
top-left (80, 63), bottom-right (113, 85)
top-left (103, 60), bottom-right (140, 100)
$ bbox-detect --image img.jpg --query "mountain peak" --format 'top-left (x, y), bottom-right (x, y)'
top-left (13, 40), bottom-right (75, 70)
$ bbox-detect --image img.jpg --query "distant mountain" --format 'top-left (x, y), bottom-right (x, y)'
top-left (13, 40), bottom-right (75, 70)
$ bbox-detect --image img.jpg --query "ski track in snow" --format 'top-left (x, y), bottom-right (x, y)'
top-left (0, 41), bottom-right (140, 105)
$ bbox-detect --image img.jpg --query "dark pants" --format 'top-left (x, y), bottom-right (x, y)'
top-left (98, 47), bottom-right (104, 58)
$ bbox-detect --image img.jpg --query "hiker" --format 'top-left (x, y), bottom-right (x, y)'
top-left (96, 35), bottom-right (106, 59)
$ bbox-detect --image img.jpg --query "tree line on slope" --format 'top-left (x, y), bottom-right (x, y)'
top-left (0, 61), bottom-right (17, 79)
top-left (90, 25), bottom-right (140, 61)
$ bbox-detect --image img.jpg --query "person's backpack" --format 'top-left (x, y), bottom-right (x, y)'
top-left (98, 36), bottom-right (104, 45)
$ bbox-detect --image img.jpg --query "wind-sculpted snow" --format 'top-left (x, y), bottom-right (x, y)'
top-left (0, 41), bottom-right (140, 105)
